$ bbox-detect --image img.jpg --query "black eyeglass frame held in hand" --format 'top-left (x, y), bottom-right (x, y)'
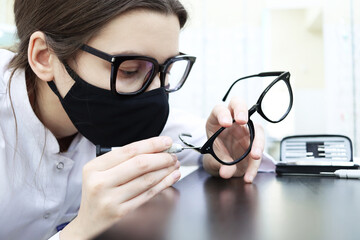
top-left (179, 71), bottom-right (293, 166)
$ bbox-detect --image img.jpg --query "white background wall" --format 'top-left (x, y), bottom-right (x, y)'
top-left (0, 0), bottom-right (16, 47)
top-left (174, 0), bottom-right (360, 158)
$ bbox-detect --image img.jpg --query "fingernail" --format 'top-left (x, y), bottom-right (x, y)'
top-left (163, 137), bottom-right (172, 147)
top-left (175, 160), bottom-right (180, 168)
top-left (253, 148), bottom-right (262, 158)
top-left (172, 170), bottom-right (181, 180)
top-left (171, 154), bottom-right (178, 162)
top-left (221, 116), bottom-right (232, 125)
top-left (237, 112), bottom-right (247, 122)
top-left (243, 173), bottom-right (254, 183)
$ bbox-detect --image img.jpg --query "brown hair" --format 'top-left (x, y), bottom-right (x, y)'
top-left (8, 0), bottom-right (188, 99)
top-left (4, 0), bottom-right (188, 185)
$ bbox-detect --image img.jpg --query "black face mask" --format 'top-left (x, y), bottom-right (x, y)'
top-left (48, 64), bottom-right (169, 147)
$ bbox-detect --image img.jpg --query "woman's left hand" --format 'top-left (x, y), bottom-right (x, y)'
top-left (202, 97), bottom-right (264, 183)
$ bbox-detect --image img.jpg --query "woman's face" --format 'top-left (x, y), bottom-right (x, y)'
top-left (53, 10), bottom-right (181, 97)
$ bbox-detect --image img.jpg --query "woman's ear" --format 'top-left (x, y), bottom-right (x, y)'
top-left (28, 31), bottom-right (55, 82)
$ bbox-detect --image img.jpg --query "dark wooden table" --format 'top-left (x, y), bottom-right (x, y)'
top-left (95, 167), bottom-right (360, 240)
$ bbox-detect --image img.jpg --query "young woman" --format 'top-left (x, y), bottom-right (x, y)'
top-left (0, 0), bottom-right (265, 239)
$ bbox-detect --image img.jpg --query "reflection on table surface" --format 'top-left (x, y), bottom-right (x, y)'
top-left (95, 167), bottom-right (360, 240)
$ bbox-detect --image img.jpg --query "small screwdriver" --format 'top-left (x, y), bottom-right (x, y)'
top-left (96, 143), bottom-right (197, 156)
top-left (162, 143), bottom-right (198, 153)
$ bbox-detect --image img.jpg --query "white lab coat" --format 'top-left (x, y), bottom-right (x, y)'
top-left (0, 49), bottom-right (274, 240)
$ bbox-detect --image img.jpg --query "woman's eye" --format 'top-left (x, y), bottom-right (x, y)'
top-left (122, 70), bottom-right (138, 75)
top-left (118, 68), bottom-right (139, 78)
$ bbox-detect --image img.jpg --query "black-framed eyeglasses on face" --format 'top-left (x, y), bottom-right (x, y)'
top-left (179, 71), bottom-right (293, 165)
top-left (80, 44), bottom-right (196, 95)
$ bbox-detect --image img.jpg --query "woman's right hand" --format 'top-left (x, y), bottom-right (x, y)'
top-left (60, 136), bottom-right (181, 240)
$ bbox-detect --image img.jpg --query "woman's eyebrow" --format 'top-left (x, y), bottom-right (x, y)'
top-left (110, 50), bottom-right (145, 55)
top-left (111, 50), bottom-right (181, 61)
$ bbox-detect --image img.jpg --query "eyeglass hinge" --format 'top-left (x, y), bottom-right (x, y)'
top-left (249, 105), bottom-right (258, 116)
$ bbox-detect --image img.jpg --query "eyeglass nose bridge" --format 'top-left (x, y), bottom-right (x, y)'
top-left (138, 62), bottom-right (168, 90)
top-left (156, 64), bottom-right (169, 88)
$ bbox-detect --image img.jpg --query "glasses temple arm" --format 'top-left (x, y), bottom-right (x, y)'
top-left (178, 133), bottom-right (202, 152)
top-left (222, 71), bottom-right (286, 101)
top-left (222, 74), bottom-right (260, 101)
top-left (258, 71), bottom-right (285, 77)
top-left (81, 45), bottom-right (114, 63)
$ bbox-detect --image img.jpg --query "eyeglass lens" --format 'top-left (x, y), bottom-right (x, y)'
top-left (115, 59), bottom-right (191, 94)
top-left (115, 60), bottom-right (154, 94)
top-left (212, 123), bottom-right (252, 164)
top-left (166, 60), bottom-right (190, 91)
top-left (260, 79), bottom-right (291, 122)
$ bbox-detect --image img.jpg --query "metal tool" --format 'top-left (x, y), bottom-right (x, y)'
top-left (320, 169), bottom-right (360, 179)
